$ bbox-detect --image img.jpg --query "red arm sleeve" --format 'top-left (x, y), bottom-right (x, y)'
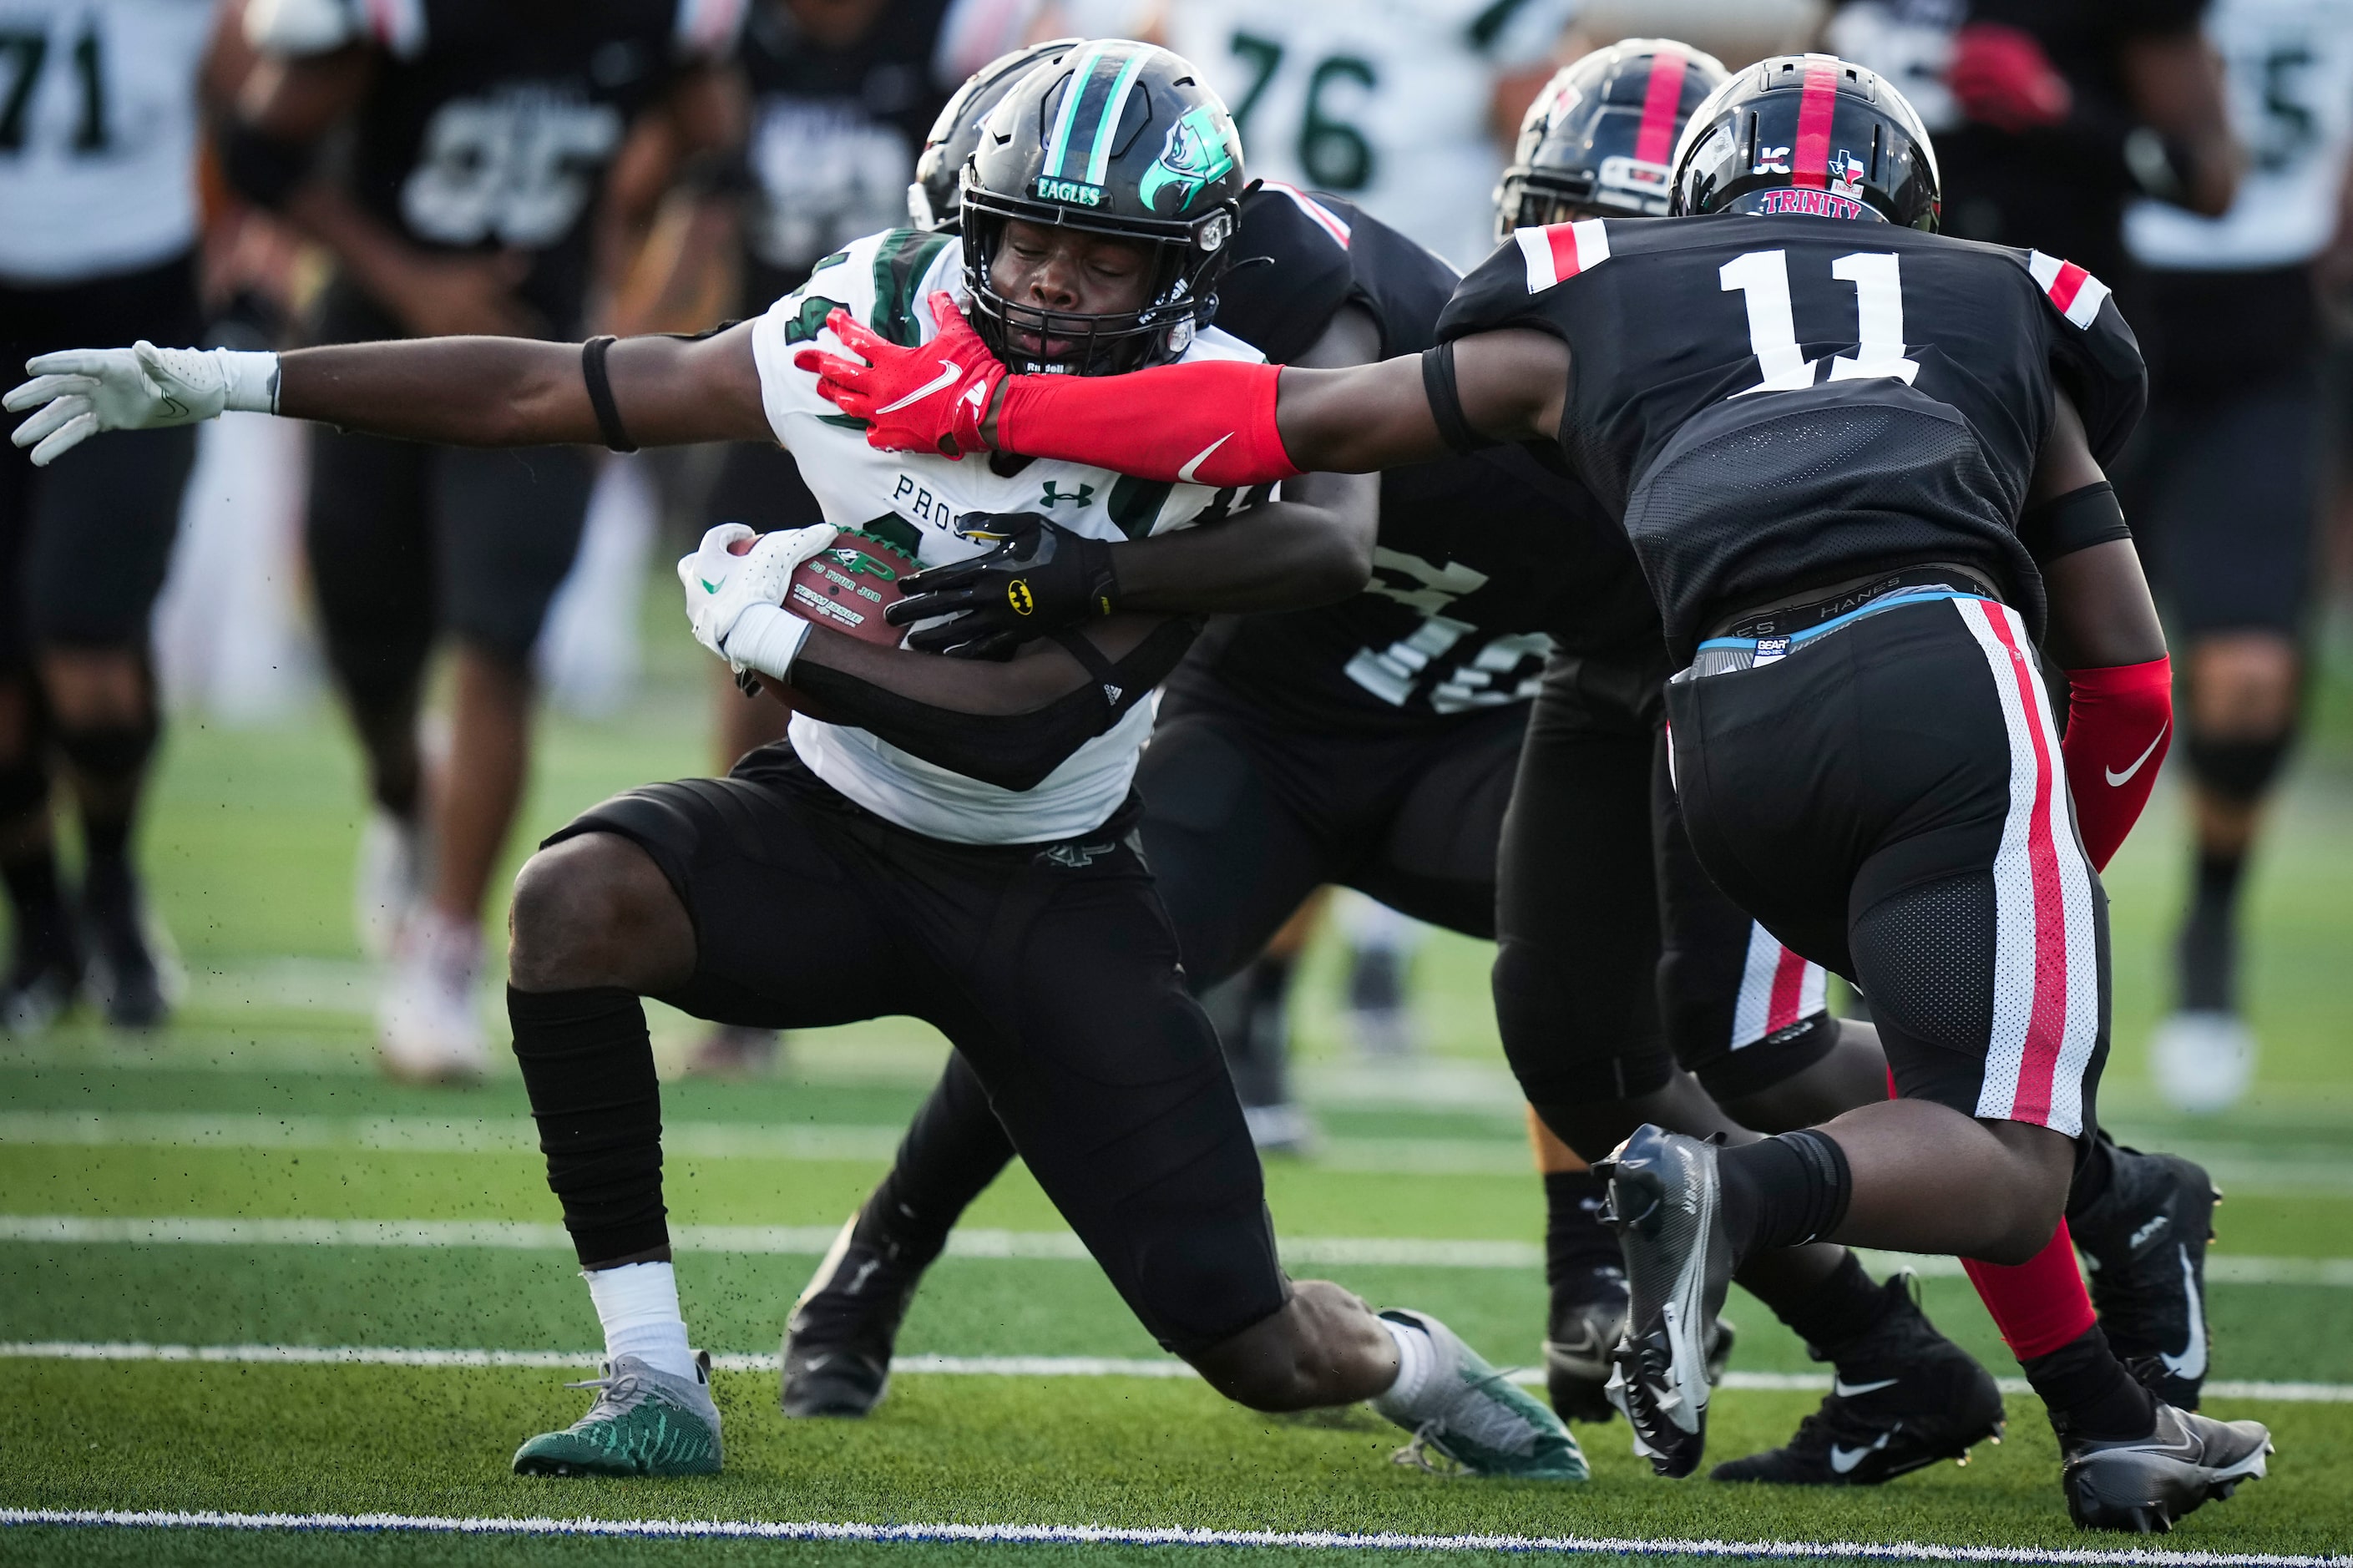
top-left (2062, 656), bottom-right (2173, 871)
top-left (993, 359), bottom-right (1302, 488)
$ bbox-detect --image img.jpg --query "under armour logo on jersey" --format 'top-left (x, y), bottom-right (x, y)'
top-left (1039, 482), bottom-right (1094, 508)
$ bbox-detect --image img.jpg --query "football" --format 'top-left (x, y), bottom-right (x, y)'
top-left (734, 528), bottom-right (915, 646)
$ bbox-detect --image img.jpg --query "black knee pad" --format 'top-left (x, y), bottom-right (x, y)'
top-left (2185, 730), bottom-right (2296, 804)
top-left (53, 716), bottom-right (159, 790)
top-left (1493, 937), bottom-right (1676, 1105)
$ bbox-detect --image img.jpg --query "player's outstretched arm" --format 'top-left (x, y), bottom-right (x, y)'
top-left (2032, 393), bottom-right (2172, 871)
top-left (6, 326), bottom-right (772, 465)
top-left (797, 293), bottom-right (1568, 485)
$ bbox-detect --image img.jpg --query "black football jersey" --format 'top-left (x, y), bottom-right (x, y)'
top-left (737, 0), bottom-right (955, 309)
top-left (1187, 185), bottom-right (1657, 734)
top-left (321, 0), bottom-right (741, 338)
top-left (1436, 214), bottom-right (2148, 662)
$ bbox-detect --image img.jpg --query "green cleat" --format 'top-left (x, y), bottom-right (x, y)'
top-left (1372, 1309), bottom-right (1589, 1480)
top-left (512, 1351), bottom-right (724, 1477)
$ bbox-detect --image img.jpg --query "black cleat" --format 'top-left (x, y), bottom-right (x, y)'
top-left (2061, 1404), bottom-right (2270, 1533)
top-left (80, 864), bottom-right (170, 1029)
top-left (1596, 1126), bottom-right (1737, 1477)
top-left (1713, 1273), bottom-right (2005, 1485)
top-left (2072, 1145), bottom-right (2218, 1409)
top-left (780, 1211), bottom-right (940, 1418)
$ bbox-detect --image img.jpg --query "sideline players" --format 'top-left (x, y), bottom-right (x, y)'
top-left (780, 48), bottom-right (2010, 1500)
top-left (218, 0), bottom-right (746, 1080)
top-left (2123, 0), bottom-right (2353, 1111)
top-left (788, 54), bottom-right (2274, 1531)
top-left (0, 0), bottom-right (220, 1029)
top-left (8, 42), bottom-right (1589, 1483)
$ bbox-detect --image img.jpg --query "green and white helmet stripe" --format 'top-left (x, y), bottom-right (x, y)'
top-left (1040, 42), bottom-right (1154, 190)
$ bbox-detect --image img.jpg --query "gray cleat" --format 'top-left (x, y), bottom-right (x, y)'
top-left (512, 1351), bottom-right (723, 1476)
top-left (2061, 1403), bottom-right (2270, 1532)
top-left (1372, 1309), bottom-right (1589, 1479)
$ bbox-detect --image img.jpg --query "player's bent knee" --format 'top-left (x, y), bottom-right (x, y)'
top-left (508, 832), bottom-right (691, 994)
top-left (1973, 1120), bottom-right (2077, 1263)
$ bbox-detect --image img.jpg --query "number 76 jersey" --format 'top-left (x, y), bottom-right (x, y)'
top-left (1436, 215), bottom-right (2148, 664)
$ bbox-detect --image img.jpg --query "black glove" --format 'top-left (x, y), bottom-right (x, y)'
top-left (885, 512), bottom-right (1121, 658)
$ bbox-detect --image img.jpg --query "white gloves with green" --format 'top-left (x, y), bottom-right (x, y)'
top-left (679, 522), bottom-right (840, 685)
top-left (6, 343), bottom-right (281, 465)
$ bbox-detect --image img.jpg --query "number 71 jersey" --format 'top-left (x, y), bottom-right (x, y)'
top-left (1436, 215), bottom-right (2148, 663)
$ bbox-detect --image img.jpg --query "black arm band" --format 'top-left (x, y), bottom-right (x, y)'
top-left (2019, 481), bottom-right (2131, 565)
top-left (580, 336), bottom-right (636, 453)
top-left (219, 119), bottom-right (319, 211)
top-left (787, 619), bottom-right (1201, 793)
top-left (1420, 341), bottom-right (1495, 455)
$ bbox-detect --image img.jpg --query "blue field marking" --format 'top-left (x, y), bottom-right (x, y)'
top-left (3, 1510), bottom-right (2345, 1566)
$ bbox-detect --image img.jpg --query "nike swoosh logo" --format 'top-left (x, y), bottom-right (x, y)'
top-left (700, 579), bottom-right (722, 594)
top-left (1829, 1429), bottom-right (1896, 1474)
top-left (1832, 1376), bottom-right (1899, 1398)
top-left (876, 361), bottom-right (964, 415)
top-left (2160, 1243), bottom-right (2208, 1381)
top-left (2105, 721), bottom-right (2169, 787)
top-left (1175, 433), bottom-right (1232, 484)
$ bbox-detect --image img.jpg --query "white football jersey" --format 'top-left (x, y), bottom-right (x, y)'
top-left (2127, 0), bottom-right (2353, 271)
top-left (0, 0), bottom-right (211, 283)
top-left (1161, 0), bottom-right (1576, 271)
top-left (748, 227), bottom-right (1263, 845)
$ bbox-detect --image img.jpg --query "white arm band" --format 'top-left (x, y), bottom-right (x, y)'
top-left (220, 350), bottom-right (281, 415)
top-left (723, 604), bottom-right (812, 683)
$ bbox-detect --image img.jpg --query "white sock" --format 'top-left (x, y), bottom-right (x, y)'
top-left (584, 1262), bottom-right (696, 1382)
top-left (1374, 1313), bottom-right (1435, 1413)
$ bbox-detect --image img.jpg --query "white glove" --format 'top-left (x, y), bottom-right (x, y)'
top-left (677, 522), bottom-right (839, 680)
top-left (5, 342), bottom-right (280, 466)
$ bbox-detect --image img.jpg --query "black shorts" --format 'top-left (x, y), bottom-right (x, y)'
top-left (1139, 680), bottom-right (1525, 981)
top-left (0, 252), bottom-right (202, 659)
top-left (2125, 373), bottom-right (2323, 640)
top-left (551, 746), bottom-right (1287, 1355)
top-left (1494, 650), bottom-right (1838, 1108)
top-left (1664, 594), bottom-right (2108, 1138)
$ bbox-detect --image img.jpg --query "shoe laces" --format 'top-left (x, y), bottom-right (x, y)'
top-left (559, 1366), bottom-right (657, 1425)
top-left (1389, 1419), bottom-right (1467, 1475)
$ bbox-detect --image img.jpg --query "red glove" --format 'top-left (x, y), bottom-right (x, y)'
top-left (2062, 655), bottom-right (2172, 872)
top-left (1947, 23), bottom-right (2073, 133)
top-left (795, 293), bottom-right (1003, 458)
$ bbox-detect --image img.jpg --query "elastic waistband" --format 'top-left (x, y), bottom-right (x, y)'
top-left (1683, 583), bottom-right (1996, 679)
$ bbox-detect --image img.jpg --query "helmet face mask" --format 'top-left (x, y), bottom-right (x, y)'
top-left (960, 41), bottom-right (1244, 377)
top-left (1494, 39), bottom-right (1730, 242)
top-left (1668, 53), bottom-right (1941, 230)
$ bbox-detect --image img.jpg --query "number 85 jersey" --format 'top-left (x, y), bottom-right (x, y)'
top-left (1436, 215), bottom-right (2148, 664)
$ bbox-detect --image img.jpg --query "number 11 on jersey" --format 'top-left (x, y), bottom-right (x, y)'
top-left (1723, 249), bottom-right (1922, 397)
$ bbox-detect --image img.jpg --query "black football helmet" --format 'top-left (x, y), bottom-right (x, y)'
top-left (1669, 53), bottom-right (1941, 230)
top-left (962, 39), bottom-right (1246, 376)
top-left (1495, 38), bottom-right (1728, 240)
top-left (909, 38), bottom-right (1085, 231)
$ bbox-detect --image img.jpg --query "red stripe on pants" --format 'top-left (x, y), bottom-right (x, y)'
top-left (1766, 946), bottom-right (1809, 1034)
top-left (1984, 607), bottom-right (2069, 1124)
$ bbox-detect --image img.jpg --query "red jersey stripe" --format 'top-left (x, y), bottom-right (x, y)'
top-left (1633, 48), bottom-right (1690, 168)
top-left (1791, 58), bottom-right (1839, 190)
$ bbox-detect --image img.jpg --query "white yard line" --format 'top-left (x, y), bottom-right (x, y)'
top-left (3, 1342), bottom-right (2346, 1404)
top-left (0, 1507), bottom-right (2343, 1565)
top-left (0, 1212), bottom-right (2344, 1288)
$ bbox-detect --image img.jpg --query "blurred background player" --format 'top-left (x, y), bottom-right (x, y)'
top-left (2120, 0), bottom-right (2353, 1110)
top-left (675, 0), bottom-right (1002, 1075)
top-left (0, 0), bottom-right (224, 1030)
top-left (220, 0), bottom-right (744, 1080)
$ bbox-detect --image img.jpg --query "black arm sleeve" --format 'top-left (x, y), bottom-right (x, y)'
top-left (2019, 481), bottom-right (2133, 567)
top-left (786, 618), bottom-right (1203, 792)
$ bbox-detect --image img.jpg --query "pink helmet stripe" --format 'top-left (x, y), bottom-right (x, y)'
top-left (1633, 47), bottom-right (1690, 167)
top-left (1790, 58), bottom-right (1839, 190)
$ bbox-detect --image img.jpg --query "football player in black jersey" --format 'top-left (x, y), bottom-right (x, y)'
top-left (217, 0), bottom-right (747, 1081)
top-left (11, 40), bottom-right (1590, 1485)
top-left (776, 45), bottom-right (2013, 1492)
top-left (793, 53), bottom-right (2273, 1531)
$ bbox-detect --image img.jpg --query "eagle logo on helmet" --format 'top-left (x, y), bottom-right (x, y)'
top-left (1139, 105), bottom-right (1238, 215)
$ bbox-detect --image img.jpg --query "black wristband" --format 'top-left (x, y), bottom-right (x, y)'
top-left (580, 336), bottom-right (635, 453)
top-left (2019, 480), bottom-right (2130, 565)
top-left (1421, 341), bottom-right (1495, 455)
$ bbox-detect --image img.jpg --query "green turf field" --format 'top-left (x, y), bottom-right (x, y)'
top-left (5, 621), bottom-right (2352, 1566)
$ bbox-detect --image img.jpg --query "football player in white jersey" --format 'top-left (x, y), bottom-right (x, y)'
top-left (7, 40), bottom-right (1586, 1484)
top-left (0, 0), bottom-right (223, 1030)
top-left (2121, 0), bottom-right (2353, 1111)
